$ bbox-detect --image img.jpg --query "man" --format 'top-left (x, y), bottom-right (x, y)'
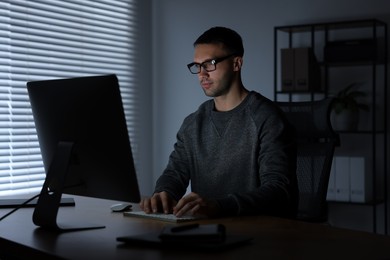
top-left (141, 26), bottom-right (298, 218)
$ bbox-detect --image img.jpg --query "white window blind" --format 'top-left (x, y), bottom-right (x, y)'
top-left (0, 0), bottom-right (140, 195)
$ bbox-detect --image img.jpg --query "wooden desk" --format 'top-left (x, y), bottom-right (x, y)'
top-left (0, 195), bottom-right (389, 259)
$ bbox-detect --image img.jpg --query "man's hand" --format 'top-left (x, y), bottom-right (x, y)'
top-left (140, 191), bottom-right (177, 214)
top-left (173, 192), bottom-right (219, 217)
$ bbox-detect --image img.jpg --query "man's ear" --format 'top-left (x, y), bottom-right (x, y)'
top-left (233, 56), bottom-right (243, 71)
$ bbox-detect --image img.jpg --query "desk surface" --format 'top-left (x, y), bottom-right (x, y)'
top-left (0, 195), bottom-right (390, 259)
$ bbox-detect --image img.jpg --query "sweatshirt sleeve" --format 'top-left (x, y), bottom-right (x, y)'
top-left (154, 117), bottom-right (193, 201)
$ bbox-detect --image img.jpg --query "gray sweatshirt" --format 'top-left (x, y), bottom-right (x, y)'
top-left (155, 91), bottom-right (298, 218)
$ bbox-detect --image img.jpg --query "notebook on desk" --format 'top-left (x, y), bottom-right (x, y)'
top-left (117, 223), bottom-right (253, 251)
top-left (123, 210), bottom-right (202, 223)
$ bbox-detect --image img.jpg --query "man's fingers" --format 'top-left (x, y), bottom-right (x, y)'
top-left (174, 195), bottom-right (202, 216)
top-left (140, 192), bottom-right (176, 214)
top-left (159, 192), bottom-right (172, 213)
top-left (150, 193), bottom-right (162, 213)
top-left (140, 197), bottom-right (152, 213)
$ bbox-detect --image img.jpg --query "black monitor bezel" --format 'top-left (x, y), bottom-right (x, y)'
top-left (27, 74), bottom-right (141, 231)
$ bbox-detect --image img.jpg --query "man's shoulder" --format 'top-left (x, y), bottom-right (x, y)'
top-left (181, 99), bottom-right (213, 125)
top-left (247, 91), bottom-right (280, 113)
top-left (244, 91), bottom-right (290, 131)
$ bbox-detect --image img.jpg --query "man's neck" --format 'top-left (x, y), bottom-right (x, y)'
top-left (213, 86), bottom-right (249, 112)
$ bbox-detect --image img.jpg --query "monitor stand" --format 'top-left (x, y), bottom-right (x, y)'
top-left (32, 142), bottom-right (105, 232)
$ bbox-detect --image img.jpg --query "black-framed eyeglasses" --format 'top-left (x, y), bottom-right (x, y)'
top-left (186, 53), bottom-right (236, 74)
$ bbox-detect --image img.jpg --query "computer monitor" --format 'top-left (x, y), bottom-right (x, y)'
top-left (27, 74), bottom-right (141, 232)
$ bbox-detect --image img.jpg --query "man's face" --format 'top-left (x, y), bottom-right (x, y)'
top-left (193, 43), bottom-right (237, 97)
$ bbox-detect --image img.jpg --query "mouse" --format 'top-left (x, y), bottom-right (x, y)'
top-left (110, 203), bottom-right (132, 212)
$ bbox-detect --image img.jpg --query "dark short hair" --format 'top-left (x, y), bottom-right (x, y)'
top-left (194, 26), bottom-right (244, 57)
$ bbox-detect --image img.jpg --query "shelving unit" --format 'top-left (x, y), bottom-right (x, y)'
top-left (273, 19), bottom-right (388, 234)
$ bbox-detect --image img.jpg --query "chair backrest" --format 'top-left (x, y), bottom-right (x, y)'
top-left (276, 98), bottom-right (340, 222)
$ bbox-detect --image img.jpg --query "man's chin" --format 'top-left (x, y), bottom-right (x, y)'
top-left (202, 88), bottom-right (214, 97)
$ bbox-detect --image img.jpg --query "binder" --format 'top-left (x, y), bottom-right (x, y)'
top-left (280, 47), bottom-right (320, 92)
top-left (350, 157), bottom-right (371, 203)
top-left (281, 48), bottom-right (294, 91)
top-left (294, 48), bottom-right (321, 91)
top-left (335, 156), bottom-right (350, 202)
top-left (326, 159), bottom-right (336, 201)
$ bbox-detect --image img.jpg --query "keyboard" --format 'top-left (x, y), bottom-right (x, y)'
top-left (123, 210), bottom-right (201, 223)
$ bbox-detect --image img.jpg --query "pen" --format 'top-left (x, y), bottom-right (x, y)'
top-left (170, 223), bottom-right (199, 233)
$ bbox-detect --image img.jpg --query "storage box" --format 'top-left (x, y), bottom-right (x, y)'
top-left (324, 38), bottom-right (377, 63)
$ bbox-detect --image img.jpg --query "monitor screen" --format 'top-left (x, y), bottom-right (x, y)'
top-left (27, 74), bottom-right (141, 231)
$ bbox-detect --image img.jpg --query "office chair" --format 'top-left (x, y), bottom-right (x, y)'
top-left (276, 98), bottom-right (340, 222)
